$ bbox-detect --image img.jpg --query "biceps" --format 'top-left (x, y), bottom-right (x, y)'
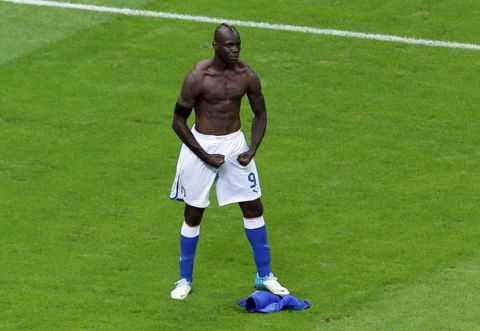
top-left (248, 92), bottom-right (266, 112)
top-left (177, 74), bottom-right (201, 107)
top-left (177, 94), bottom-right (195, 108)
top-left (178, 87), bottom-right (195, 108)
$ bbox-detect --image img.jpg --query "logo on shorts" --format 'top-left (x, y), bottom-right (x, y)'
top-left (181, 186), bottom-right (186, 197)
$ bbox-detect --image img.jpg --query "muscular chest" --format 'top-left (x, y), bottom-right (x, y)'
top-left (202, 72), bottom-right (247, 102)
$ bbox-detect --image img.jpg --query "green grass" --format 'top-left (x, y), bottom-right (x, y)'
top-left (1, 0), bottom-right (480, 330)
top-left (321, 252), bottom-right (480, 330)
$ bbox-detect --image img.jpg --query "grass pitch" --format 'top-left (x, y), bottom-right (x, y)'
top-left (1, 1), bottom-right (480, 330)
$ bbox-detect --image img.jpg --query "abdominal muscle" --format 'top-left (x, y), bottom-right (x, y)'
top-left (193, 98), bottom-right (243, 136)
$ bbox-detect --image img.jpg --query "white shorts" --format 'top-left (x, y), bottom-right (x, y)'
top-left (170, 127), bottom-right (262, 208)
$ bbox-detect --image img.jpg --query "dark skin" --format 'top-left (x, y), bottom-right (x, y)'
top-left (172, 26), bottom-right (267, 226)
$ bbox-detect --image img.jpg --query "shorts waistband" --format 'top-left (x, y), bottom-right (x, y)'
top-left (192, 125), bottom-right (243, 141)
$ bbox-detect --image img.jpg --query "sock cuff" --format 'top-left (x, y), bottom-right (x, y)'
top-left (243, 216), bottom-right (265, 230)
top-left (181, 221), bottom-right (200, 238)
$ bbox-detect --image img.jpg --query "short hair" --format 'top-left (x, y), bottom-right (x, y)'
top-left (214, 23), bottom-right (239, 42)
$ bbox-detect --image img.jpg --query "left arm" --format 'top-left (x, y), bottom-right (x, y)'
top-left (237, 71), bottom-right (267, 166)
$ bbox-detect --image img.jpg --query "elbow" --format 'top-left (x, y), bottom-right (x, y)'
top-left (172, 116), bottom-right (184, 134)
top-left (172, 120), bottom-right (179, 134)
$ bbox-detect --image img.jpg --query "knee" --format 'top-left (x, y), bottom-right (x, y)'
top-left (185, 218), bottom-right (201, 227)
top-left (184, 205), bottom-right (204, 227)
top-left (240, 199), bottom-right (264, 219)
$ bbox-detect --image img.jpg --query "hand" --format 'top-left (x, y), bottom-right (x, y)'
top-left (237, 151), bottom-right (254, 166)
top-left (204, 153), bottom-right (225, 168)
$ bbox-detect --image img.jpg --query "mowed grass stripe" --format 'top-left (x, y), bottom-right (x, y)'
top-left (321, 252), bottom-right (480, 330)
top-left (2, 0), bottom-right (480, 50)
top-left (0, 0), bottom-right (152, 65)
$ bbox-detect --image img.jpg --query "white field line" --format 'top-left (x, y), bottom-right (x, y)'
top-left (2, 0), bottom-right (480, 51)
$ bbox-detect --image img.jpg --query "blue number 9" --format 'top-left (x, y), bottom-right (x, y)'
top-left (248, 172), bottom-right (257, 188)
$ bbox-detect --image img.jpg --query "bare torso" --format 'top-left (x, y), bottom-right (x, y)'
top-left (190, 59), bottom-right (251, 135)
top-left (173, 55), bottom-right (266, 168)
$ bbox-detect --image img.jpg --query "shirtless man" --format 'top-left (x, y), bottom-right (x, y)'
top-left (169, 23), bottom-right (289, 300)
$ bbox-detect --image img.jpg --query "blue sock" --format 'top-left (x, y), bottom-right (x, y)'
top-left (179, 222), bottom-right (200, 283)
top-left (244, 216), bottom-right (271, 277)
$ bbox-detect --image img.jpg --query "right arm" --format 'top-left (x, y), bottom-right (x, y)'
top-left (172, 71), bottom-right (225, 168)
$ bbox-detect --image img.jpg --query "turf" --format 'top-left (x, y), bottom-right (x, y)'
top-left (1, 0), bottom-right (480, 330)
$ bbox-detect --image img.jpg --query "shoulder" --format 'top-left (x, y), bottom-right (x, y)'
top-left (235, 60), bottom-right (256, 75)
top-left (191, 59), bottom-right (222, 76)
top-left (181, 60), bottom-right (210, 87)
top-left (193, 59), bottom-right (213, 72)
top-left (236, 61), bottom-right (261, 91)
top-left (236, 60), bottom-right (260, 83)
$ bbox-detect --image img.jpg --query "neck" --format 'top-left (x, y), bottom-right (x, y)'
top-left (212, 55), bottom-right (235, 70)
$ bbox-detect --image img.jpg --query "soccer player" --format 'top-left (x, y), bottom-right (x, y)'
top-left (169, 23), bottom-right (289, 300)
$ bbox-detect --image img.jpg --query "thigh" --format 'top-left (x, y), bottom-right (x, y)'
top-left (216, 155), bottom-right (262, 206)
top-left (170, 144), bottom-right (217, 208)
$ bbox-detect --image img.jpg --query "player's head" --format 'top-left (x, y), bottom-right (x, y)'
top-left (212, 23), bottom-right (241, 64)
